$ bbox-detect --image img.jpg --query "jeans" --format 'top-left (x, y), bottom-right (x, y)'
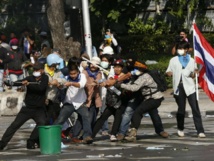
top-left (9, 74), bottom-right (24, 91)
top-left (174, 83), bottom-right (204, 134)
top-left (72, 105), bottom-right (98, 138)
top-left (119, 97), bottom-right (141, 135)
top-left (119, 97), bottom-right (164, 135)
top-left (131, 97), bottom-right (164, 129)
top-left (1, 106), bottom-right (46, 146)
top-left (0, 70), bottom-right (4, 92)
top-left (54, 103), bottom-right (92, 139)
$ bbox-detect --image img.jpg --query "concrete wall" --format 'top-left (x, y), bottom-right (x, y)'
top-left (0, 91), bottom-right (25, 116)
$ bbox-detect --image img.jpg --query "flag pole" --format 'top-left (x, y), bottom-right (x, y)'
top-left (192, 21), bottom-right (199, 101)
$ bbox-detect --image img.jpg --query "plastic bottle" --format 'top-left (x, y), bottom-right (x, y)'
top-left (109, 86), bottom-right (121, 96)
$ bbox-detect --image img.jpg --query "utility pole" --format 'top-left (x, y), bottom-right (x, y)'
top-left (82, 0), bottom-right (92, 58)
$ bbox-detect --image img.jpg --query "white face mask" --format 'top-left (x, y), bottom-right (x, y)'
top-left (33, 71), bottom-right (41, 77)
top-left (100, 61), bottom-right (109, 69)
top-left (177, 49), bottom-right (185, 56)
top-left (11, 45), bottom-right (18, 50)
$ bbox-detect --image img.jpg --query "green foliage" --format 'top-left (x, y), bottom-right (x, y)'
top-left (128, 18), bottom-right (153, 34)
top-left (128, 17), bottom-right (170, 35)
top-left (167, 0), bottom-right (198, 18)
top-left (118, 34), bottom-right (174, 59)
top-left (107, 10), bottom-right (121, 22)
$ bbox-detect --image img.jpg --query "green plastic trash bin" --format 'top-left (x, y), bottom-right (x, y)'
top-left (38, 125), bottom-right (62, 155)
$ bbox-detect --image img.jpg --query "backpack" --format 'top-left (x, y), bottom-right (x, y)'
top-left (147, 69), bottom-right (168, 92)
top-left (106, 87), bottom-right (122, 108)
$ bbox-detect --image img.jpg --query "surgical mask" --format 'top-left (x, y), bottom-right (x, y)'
top-left (177, 49), bottom-right (185, 56)
top-left (33, 71), bottom-right (41, 77)
top-left (131, 69), bottom-right (142, 76)
top-left (11, 45), bottom-right (18, 50)
top-left (100, 61), bottom-right (109, 69)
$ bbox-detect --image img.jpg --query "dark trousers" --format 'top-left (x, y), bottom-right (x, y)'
top-left (92, 105), bottom-right (126, 138)
top-left (1, 106), bottom-right (46, 146)
top-left (174, 83), bottom-right (204, 133)
top-left (131, 98), bottom-right (163, 129)
top-left (149, 108), bottom-right (164, 134)
top-left (46, 100), bottom-right (61, 125)
top-left (73, 105), bottom-right (99, 138)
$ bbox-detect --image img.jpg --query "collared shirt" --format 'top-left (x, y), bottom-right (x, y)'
top-left (64, 73), bottom-right (87, 110)
top-left (166, 56), bottom-right (196, 96)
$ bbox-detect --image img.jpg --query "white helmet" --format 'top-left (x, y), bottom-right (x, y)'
top-left (103, 46), bottom-right (114, 55)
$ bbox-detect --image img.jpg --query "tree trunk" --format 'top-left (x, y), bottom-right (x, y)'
top-left (47, 0), bottom-right (81, 61)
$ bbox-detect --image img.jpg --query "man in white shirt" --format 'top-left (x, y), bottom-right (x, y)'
top-left (53, 64), bottom-right (93, 144)
top-left (166, 41), bottom-right (205, 138)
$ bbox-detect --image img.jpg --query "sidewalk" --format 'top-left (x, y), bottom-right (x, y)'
top-left (0, 88), bottom-right (213, 118)
top-left (159, 88), bottom-right (214, 118)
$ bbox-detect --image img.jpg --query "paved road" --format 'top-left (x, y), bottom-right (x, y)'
top-left (0, 116), bottom-right (214, 161)
top-left (0, 89), bottom-right (214, 161)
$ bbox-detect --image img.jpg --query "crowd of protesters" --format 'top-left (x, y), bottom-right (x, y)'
top-left (0, 28), bottom-right (206, 150)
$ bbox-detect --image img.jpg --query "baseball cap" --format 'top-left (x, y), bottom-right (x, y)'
top-left (113, 59), bottom-right (124, 67)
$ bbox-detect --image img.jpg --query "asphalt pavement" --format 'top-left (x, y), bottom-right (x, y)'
top-left (0, 89), bottom-right (214, 161)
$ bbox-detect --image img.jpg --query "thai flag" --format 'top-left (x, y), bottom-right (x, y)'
top-left (193, 23), bottom-right (214, 102)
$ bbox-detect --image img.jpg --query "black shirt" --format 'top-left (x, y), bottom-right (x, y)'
top-left (0, 46), bottom-right (10, 70)
top-left (15, 73), bottom-right (48, 108)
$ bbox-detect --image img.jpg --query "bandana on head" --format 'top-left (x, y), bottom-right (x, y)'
top-left (134, 61), bottom-right (147, 69)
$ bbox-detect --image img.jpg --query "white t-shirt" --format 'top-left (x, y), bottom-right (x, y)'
top-left (64, 73), bottom-right (87, 109)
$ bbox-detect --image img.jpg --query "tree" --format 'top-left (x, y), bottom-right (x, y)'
top-left (90, 0), bottom-right (213, 35)
top-left (0, 0), bottom-right (81, 60)
top-left (47, 0), bottom-right (80, 60)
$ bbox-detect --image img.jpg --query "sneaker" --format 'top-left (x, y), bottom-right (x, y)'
top-left (198, 133), bottom-right (206, 138)
top-left (124, 135), bottom-right (136, 142)
top-left (159, 131), bottom-right (169, 138)
top-left (177, 130), bottom-right (184, 137)
top-left (61, 142), bottom-right (69, 148)
top-left (101, 131), bottom-right (109, 136)
top-left (110, 135), bottom-right (117, 142)
top-left (124, 128), bottom-right (137, 142)
top-left (82, 136), bottom-right (93, 144)
top-left (71, 137), bottom-right (83, 144)
top-left (117, 134), bottom-right (125, 141)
